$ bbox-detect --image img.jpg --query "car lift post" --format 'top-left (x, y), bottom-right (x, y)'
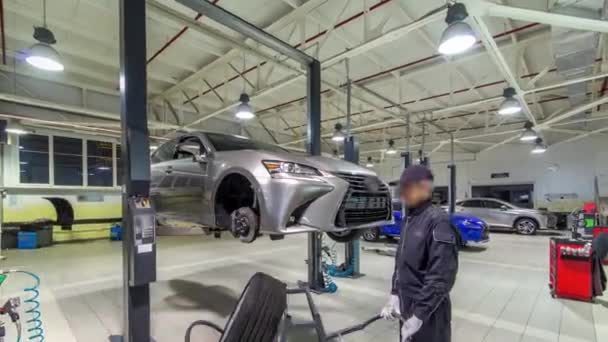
top-left (448, 134), bottom-right (456, 214)
top-left (342, 137), bottom-right (364, 278)
top-left (337, 66), bottom-right (363, 279)
top-left (111, 1), bottom-right (157, 341)
top-left (174, 0), bottom-right (325, 292)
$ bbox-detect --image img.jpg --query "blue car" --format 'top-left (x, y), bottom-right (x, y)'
top-left (362, 207), bottom-right (490, 246)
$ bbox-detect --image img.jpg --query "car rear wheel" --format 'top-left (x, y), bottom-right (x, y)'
top-left (326, 229), bottom-right (364, 243)
top-left (362, 228), bottom-right (381, 242)
top-left (514, 218), bottom-right (538, 235)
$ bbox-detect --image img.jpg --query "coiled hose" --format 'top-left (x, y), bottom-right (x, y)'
top-left (2, 270), bottom-right (44, 342)
top-left (320, 236), bottom-right (338, 293)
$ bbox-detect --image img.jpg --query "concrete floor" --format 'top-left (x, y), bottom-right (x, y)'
top-left (0, 230), bottom-right (606, 341)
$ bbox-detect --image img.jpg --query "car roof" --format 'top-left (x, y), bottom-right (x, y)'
top-left (459, 198), bottom-right (512, 205)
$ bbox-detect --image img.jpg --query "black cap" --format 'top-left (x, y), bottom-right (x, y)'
top-left (400, 165), bottom-right (434, 187)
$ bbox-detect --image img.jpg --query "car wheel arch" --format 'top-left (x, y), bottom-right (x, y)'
top-left (212, 169), bottom-right (265, 226)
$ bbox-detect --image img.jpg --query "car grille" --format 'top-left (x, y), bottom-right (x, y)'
top-left (333, 172), bottom-right (392, 227)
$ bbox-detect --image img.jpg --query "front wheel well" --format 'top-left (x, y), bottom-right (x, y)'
top-left (214, 173), bottom-right (256, 228)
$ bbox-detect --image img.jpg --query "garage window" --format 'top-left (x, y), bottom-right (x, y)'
top-left (87, 140), bottom-right (113, 187)
top-left (54, 136), bottom-right (83, 186)
top-left (19, 134), bottom-right (50, 184)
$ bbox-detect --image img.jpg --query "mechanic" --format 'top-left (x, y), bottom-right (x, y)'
top-left (380, 165), bottom-right (459, 342)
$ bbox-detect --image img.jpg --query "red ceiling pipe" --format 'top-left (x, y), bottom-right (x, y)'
top-left (355, 22), bottom-right (540, 84)
top-left (0, 0), bottom-right (6, 65)
top-left (147, 0), bottom-right (221, 65)
top-left (183, 0), bottom-right (395, 104)
top-left (190, 21), bottom-right (540, 109)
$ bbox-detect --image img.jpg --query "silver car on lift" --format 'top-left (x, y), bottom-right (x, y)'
top-left (455, 198), bottom-right (557, 235)
top-left (150, 132), bottom-right (392, 243)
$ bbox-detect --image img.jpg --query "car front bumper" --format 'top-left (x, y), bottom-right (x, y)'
top-left (256, 174), bottom-right (392, 235)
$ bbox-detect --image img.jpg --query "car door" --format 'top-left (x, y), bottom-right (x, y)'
top-left (483, 199), bottom-right (517, 228)
top-left (150, 139), bottom-right (178, 218)
top-left (457, 199), bottom-right (490, 223)
top-left (167, 136), bottom-right (209, 223)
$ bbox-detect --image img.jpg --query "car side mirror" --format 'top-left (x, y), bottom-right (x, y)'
top-left (193, 153), bottom-right (208, 163)
top-left (500, 205), bottom-right (509, 211)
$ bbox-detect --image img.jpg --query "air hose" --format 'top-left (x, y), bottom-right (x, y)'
top-left (320, 236), bottom-right (338, 293)
top-left (0, 270), bottom-right (44, 342)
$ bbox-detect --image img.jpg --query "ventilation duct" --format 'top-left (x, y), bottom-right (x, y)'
top-left (551, 0), bottom-right (605, 127)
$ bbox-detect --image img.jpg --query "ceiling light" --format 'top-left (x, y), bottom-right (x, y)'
top-left (6, 128), bottom-right (28, 135)
top-left (97, 166), bottom-right (111, 171)
top-left (366, 156), bottom-right (374, 168)
top-left (26, 0), bottom-right (64, 72)
top-left (520, 121), bottom-right (538, 142)
top-left (150, 145), bottom-right (158, 151)
top-left (235, 93), bottom-right (254, 120)
top-left (498, 87), bottom-right (521, 115)
top-left (438, 3), bottom-right (476, 55)
top-left (332, 123), bottom-right (345, 142)
top-left (386, 139), bottom-right (397, 155)
top-left (531, 138), bottom-right (547, 154)
top-left (26, 42), bottom-right (64, 71)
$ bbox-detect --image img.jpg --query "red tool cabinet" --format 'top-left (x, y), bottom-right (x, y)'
top-left (549, 238), bottom-right (593, 302)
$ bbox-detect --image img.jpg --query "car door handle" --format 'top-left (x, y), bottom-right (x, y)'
top-left (165, 166), bottom-right (173, 174)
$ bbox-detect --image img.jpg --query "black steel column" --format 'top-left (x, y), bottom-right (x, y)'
top-left (306, 60), bottom-right (324, 291)
top-left (448, 135), bottom-right (456, 214)
top-left (117, 0), bottom-right (155, 341)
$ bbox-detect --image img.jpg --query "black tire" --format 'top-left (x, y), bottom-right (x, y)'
top-left (326, 229), bottom-right (365, 243)
top-left (189, 272), bottom-right (286, 342)
top-left (231, 207), bottom-right (259, 243)
top-left (362, 227), bottom-right (381, 242)
top-left (514, 217), bottom-right (538, 235)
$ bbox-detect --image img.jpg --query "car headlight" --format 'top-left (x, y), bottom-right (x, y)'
top-left (263, 160), bottom-right (321, 177)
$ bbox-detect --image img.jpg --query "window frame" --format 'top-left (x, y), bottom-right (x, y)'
top-left (16, 132), bottom-right (122, 189)
top-left (461, 200), bottom-right (484, 208)
top-left (17, 134), bottom-right (51, 185)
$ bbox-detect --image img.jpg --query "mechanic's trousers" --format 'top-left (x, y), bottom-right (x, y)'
top-left (399, 295), bottom-right (451, 342)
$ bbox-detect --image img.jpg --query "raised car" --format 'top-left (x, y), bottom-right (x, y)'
top-left (150, 132), bottom-right (393, 243)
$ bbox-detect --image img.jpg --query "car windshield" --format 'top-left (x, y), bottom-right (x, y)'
top-left (205, 133), bottom-right (288, 153)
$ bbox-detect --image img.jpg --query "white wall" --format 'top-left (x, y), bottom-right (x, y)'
top-left (373, 135), bottom-right (608, 211)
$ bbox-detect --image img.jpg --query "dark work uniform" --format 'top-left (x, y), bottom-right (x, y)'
top-left (391, 200), bottom-right (459, 342)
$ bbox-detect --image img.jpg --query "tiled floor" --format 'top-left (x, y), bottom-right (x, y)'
top-left (0, 230), bottom-right (606, 341)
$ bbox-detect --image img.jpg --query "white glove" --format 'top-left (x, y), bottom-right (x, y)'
top-left (400, 315), bottom-right (423, 342)
top-left (380, 295), bottom-right (401, 320)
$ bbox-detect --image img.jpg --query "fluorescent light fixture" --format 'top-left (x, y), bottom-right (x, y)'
top-left (531, 138), bottom-right (547, 154)
top-left (150, 145), bottom-right (158, 151)
top-left (6, 128), bottom-right (28, 135)
top-left (332, 123), bottom-right (345, 142)
top-left (19, 161), bottom-right (28, 165)
top-left (235, 93), bottom-right (254, 120)
top-left (520, 121), bottom-right (538, 141)
top-left (386, 139), bottom-right (397, 155)
top-left (438, 3), bottom-right (476, 55)
top-left (365, 156), bottom-right (374, 168)
top-left (498, 87), bottom-right (521, 115)
top-left (97, 166), bottom-right (111, 171)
